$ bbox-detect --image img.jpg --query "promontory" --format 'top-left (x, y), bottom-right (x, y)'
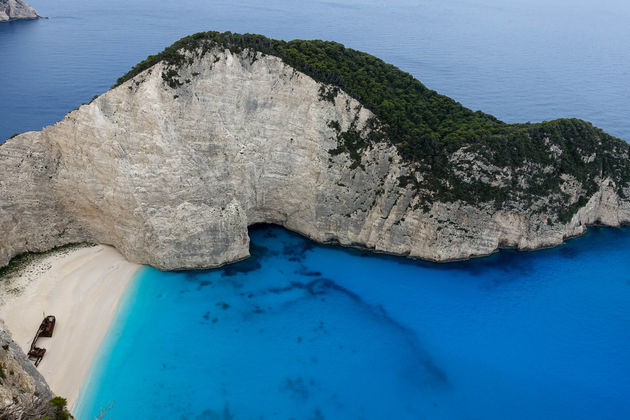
top-left (0, 0), bottom-right (39, 22)
top-left (2, 31), bottom-right (629, 271)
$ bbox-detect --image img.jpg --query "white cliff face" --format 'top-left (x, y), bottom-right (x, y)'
top-left (1, 48), bottom-right (630, 270)
top-left (0, 0), bottom-right (39, 22)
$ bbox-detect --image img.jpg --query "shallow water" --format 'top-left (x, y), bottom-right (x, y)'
top-left (75, 225), bottom-right (630, 419)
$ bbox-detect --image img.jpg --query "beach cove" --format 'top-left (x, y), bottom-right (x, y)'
top-left (0, 228), bottom-right (629, 418)
top-left (0, 245), bottom-right (140, 410)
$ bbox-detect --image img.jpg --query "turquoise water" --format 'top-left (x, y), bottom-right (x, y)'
top-left (76, 225), bottom-right (630, 419)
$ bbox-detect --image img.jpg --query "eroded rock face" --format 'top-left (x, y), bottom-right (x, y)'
top-left (0, 322), bottom-right (53, 419)
top-left (0, 0), bottom-right (39, 22)
top-left (1, 48), bottom-right (630, 270)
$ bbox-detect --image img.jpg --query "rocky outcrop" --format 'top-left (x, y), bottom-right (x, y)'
top-left (1, 46), bottom-right (630, 270)
top-left (0, 0), bottom-right (39, 22)
top-left (0, 322), bottom-right (54, 419)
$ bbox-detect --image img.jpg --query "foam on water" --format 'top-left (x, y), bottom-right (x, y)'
top-left (75, 225), bottom-right (630, 419)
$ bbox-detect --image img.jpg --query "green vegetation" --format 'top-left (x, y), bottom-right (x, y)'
top-left (115, 31), bottom-right (630, 221)
top-left (35, 397), bottom-right (73, 420)
top-left (115, 31), bottom-right (501, 158)
top-left (0, 243), bottom-right (94, 280)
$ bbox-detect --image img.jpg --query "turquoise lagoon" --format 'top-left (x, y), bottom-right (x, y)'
top-left (76, 225), bottom-right (630, 419)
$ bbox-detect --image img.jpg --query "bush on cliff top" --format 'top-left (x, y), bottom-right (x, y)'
top-left (115, 31), bottom-right (630, 219)
top-left (115, 31), bottom-right (503, 161)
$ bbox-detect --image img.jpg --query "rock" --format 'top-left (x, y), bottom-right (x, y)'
top-left (1, 45), bottom-right (629, 271)
top-left (0, 321), bottom-right (54, 419)
top-left (0, 0), bottom-right (39, 22)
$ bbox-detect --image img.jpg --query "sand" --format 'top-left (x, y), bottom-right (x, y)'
top-left (0, 244), bottom-right (141, 411)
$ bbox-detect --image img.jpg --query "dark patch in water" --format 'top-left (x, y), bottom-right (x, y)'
top-left (229, 280), bottom-right (244, 289)
top-left (184, 271), bottom-right (205, 282)
top-left (258, 275), bottom-right (447, 384)
top-left (247, 225), bottom-right (629, 283)
top-left (268, 284), bottom-right (295, 294)
top-left (216, 302), bottom-right (230, 310)
top-left (194, 403), bottom-right (234, 420)
top-left (422, 250), bottom-right (536, 279)
top-left (196, 280), bottom-right (213, 291)
top-left (295, 264), bottom-right (323, 277)
top-left (371, 304), bottom-right (449, 386)
top-left (247, 227), bottom-right (457, 388)
top-left (282, 240), bottom-right (315, 262)
top-left (267, 278), bottom-right (338, 297)
top-left (250, 244), bottom-right (269, 258)
top-left (313, 321), bottom-right (328, 335)
top-left (263, 229), bottom-right (278, 238)
top-left (221, 259), bottom-right (261, 277)
top-left (256, 269), bottom-right (449, 386)
top-left (280, 376), bottom-right (311, 400)
top-left (219, 242), bottom-right (270, 277)
top-left (309, 278), bottom-right (451, 386)
top-left (309, 408), bottom-right (325, 420)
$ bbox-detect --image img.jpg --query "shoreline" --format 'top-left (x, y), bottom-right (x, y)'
top-left (0, 244), bottom-right (141, 412)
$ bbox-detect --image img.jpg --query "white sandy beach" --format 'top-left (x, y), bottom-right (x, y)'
top-left (0, 244), bottom-right (141, 411)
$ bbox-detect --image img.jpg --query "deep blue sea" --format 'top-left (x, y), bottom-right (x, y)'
top-left (2, 0), bottom-right (630, 419)
top-left (2, 0), bottom-right (630, 142)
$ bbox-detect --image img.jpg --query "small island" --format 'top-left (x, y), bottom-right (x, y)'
top-left (0, 0), bottom-right (39, 22)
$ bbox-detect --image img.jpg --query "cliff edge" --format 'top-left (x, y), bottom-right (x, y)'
top-left (0, 0), bottom-right (39, 22)
top-left (1, 32), bottom-right (629, 270)
top-left (0, 321), bottom-right (54, 418)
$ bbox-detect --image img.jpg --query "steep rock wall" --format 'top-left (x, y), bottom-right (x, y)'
top-left (0, 322), bottom-right (54, 419)
top-left (1, 49), bottom-right (629, 270)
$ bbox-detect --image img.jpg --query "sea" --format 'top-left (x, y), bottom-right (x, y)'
top-left (1, 0), bottom-right (630, 419)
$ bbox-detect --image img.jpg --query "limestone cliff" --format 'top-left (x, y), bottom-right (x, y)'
top-left (0, 322), bottom-right (54, 419)
top-left (1, 34), bottom-right (630, 271)
top-left (0, 0), bottom-right (39, 22)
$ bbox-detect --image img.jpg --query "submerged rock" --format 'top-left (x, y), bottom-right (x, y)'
top-left (1, 32), bottom-right (630, 270)
top-left (0, 0), bottom-right (39, 22)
